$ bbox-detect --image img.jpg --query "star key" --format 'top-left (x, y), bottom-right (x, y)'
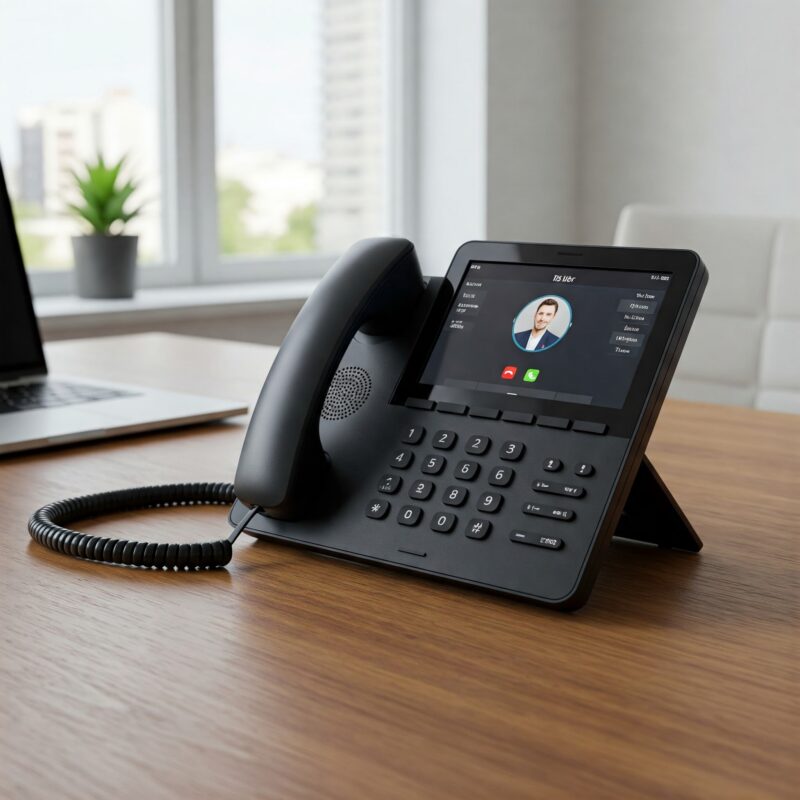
top-left (365, 499), bottom-right (390, 519)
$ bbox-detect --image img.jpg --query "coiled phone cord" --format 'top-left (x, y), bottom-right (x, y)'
top-left (27, 482), bottom-right (262, 570)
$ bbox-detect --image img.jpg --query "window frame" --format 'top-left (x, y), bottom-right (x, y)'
top-left (26, 0), bottom-right (417, 297)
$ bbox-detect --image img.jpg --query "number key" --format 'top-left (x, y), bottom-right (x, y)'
top-left (455, 460), bottom-right (480, 481)
top-left (402, 425), bottom-right (425, 444)
top-left (408, 480), bottom-right (434, 501)
top-left (543, 457), bottom-right (562, 472)
top-left (378, 474), bottom-right (402, 494)
top-left (443, 485), bottom-right (469, 507)
top-left (500, 441), bottom-right (525, 461)
top-left (391, 449), bottom-right (414, 469)
top-left (488, 466), bottom-right (514, 487)
top-left (433, 430), bottom-right (457, 450)
top-left (421, 454), bottom-right (446, 475)
top-left (465, 434), bottom-right (490, 455)
top-left (430, 511), bottom-right (456, 533)
top-left (477, 492), bottom-right (503, 513)
top-left (397, 505), bottom-right (422, 526)
top-left (574, 462), bottom-right (594, 477)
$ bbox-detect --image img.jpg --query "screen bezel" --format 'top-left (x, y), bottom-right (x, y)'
top-left (395, 240), bottom-right (703, 437)
top-left (0, 158), bottom-right (47, 380)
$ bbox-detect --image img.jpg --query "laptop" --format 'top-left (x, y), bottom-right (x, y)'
top-left (0, 158), bottom-right (247, 455)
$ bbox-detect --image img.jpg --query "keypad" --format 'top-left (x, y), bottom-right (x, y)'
top-left (366, 499), bottom-right (390, 519)
top-left (408, 480), bottom-right (434, 500)
top-left (466, 518), bottom-right (492, 539)
top-left (522, 501), bottom-right (574, 521)
top-left (455, 460), bottom-right (480, 481)
top-left (378, 474), bottom-right (402, 494)
top-left (509, 530), bottom-right (563, 549)
top-left (465, 434), bottom-right (491, 455)
top-left (433, 430), bottom-right (457, 450)
top-left (488, 466), bottom-right (514, 487)
top-left (366, 420), bottom-right (603, 561)
top-left (477, 492), bottom-right (503, 513)
top-left (443, 486), bottom-right (469, 507)
top-left (500, 441), bottom-right (525, 461)
top-left (421, 454), bottom-right (446, 475)
top-left (402, 425), bottom-right (425, 444)
top-left (533, 479), bottom-right (585, 498)
top-left (391, 449), bottom-right (414, 469)
top-left (397, 505), bottom-right (422, 526)
top-left (430, 512), bottom-right (457, 533)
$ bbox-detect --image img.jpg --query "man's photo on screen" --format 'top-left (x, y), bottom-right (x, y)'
top-left (512, 296), bottom-right (572, 352)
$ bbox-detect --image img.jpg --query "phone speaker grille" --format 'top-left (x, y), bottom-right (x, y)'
top-left (321, 366), bottom-right (372, 420)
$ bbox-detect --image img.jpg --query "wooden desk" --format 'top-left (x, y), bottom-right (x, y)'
top-left (1, 333), bottom-right (797, 799)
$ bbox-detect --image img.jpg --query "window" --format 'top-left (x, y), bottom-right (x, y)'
top-left (213, 0), bottom-right (385, 271)
top-left (0, 0), bottom-right (403, 295)
top-left (0, 0), bottom-right (165, 272)
top-left (215, 0), bottom-right (324, 258)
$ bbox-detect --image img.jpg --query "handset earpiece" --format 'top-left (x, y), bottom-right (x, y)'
top-left (234, 237), bottom-right (424, 519)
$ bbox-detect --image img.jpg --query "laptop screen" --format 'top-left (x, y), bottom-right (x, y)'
top-left (0, 159), bottom-right (47, 378)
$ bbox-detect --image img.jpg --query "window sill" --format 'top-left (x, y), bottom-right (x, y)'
top-left (35, 279), bottom-right (317, 337)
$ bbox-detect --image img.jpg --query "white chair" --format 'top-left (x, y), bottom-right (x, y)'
top-left (614, 205), bottom-right (800, 413)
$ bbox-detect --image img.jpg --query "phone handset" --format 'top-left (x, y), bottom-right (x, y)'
top-left (234, 237), bottom-right (424, 520)
top-left (27, 237), bottom-right (423, 569)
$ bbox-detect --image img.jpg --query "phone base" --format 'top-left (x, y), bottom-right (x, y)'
top-left (613, 455), bottom-right (702, 552)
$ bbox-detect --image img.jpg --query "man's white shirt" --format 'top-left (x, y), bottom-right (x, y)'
top-left (525, 329), bottom-right (546, 351)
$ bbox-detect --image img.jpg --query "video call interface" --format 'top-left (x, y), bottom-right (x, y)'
top-left (419, 261), bottom-right (671, 410)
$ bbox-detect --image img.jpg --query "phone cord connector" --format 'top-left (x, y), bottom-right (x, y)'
top-left (28, 482), bottom-right (262, 570)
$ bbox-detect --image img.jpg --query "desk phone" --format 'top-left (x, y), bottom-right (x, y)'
top-left (30, 237), bottom-right (706, 610)
top-left (230, 239), bottom-right (707, 609)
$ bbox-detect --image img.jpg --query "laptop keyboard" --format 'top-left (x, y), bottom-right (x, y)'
top-left (0, 380), bottom-right (136, 414)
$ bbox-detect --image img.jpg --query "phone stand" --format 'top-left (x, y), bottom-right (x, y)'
top-left (613, 455), bottom-right (703, 551)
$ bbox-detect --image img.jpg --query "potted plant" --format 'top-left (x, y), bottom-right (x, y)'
top-left (69, 154), bottom-right (142, 298)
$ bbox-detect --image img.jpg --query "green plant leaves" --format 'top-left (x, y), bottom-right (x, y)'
top-left (70, 153), bottom-right (141, 235)
top-left (68, 202), bottom-right (106, 234)
top-left (103, 180), bottom-right (135, 225)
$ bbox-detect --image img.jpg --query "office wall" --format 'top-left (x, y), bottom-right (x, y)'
top-left (416, 0), bottom-right (581, 264)
top-left (486, 0), bottom-right (579, 244)
top-left (577, 0), bottom-right (800, 243)
top-left (418, 0), bottom-right (800, 251)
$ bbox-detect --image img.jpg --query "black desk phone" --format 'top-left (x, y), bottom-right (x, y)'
top-left (31, 238), bottom-right (707, 610)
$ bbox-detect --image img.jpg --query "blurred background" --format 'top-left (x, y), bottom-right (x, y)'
top-left (1, 0), bottom-right (798, 409)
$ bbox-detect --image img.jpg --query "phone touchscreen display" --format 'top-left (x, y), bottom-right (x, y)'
top-left (419, 261), bottom-right (672, 410)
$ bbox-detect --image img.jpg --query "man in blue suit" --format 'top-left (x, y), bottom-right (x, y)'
top-left (515, 298), bottom-right (561, 351)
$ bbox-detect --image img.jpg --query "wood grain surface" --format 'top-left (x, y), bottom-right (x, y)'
top-left (1, 333), bottom-right (797, 800)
